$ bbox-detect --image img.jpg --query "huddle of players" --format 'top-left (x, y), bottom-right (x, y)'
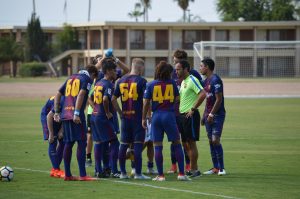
top-left (41, 49), bottom-right (226, 181)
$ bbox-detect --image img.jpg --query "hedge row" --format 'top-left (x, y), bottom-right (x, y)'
top-left (19, 62), bottom-right (47, 77)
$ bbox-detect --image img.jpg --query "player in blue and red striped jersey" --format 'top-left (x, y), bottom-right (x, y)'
top-left (90, 59), bottom-right (120, 178)
top-left (143, 61), bottom-right (190, 181)
top-left (40, 96), bottom-right (64, 178)
top-left (168, 49), bottom-right (203, 174)
top-left (199, 57), bottom-right (226, 176)
top-left (54, 64), bottom-right (98, 181)
top-left (112, 58), bottom-right (151, 180)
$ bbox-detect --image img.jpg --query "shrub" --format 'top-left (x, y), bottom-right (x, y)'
top-left (19, 62), bottom-right (47, 77)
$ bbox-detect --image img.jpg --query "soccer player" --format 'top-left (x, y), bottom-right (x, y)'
top-left (54, 64), bottom-right (98, 181)
top-left (143, 61), bottom-right (190, 181)
top-left (90, 59), bottom-right (120, 178)
top-left (40, 96), bottom-right (64, 178)
top-left (112, 58), bottom-right (151, 180)
top-left (199, 58), bottom-right (226, 176)
top-left (168, 49), bottom-right (203, 174)
top-left (175, 60), bottom-right (206, 178)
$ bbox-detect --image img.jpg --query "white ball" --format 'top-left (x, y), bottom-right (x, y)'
top-left (0, 166), bottom-right (14, 182)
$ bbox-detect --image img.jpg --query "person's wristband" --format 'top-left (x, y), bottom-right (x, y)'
top-left (208, 113), bottom-right (214, 117)
top-left (74, 110), bottom-right (80, 116)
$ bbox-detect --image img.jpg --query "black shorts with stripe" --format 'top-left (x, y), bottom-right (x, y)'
top-left (177, 110), bottom-right (200, 142)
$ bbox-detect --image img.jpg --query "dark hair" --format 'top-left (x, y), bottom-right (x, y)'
top-left (173, 49), bottom-right (188, 60)
top-left (85, 64), bottom-right (98, 77)
top-left (92, 54), bottom-right (102, 65)
top-left (201, 57), bottom-right (215, 71)
top-left (155, 61), bottom-right (173, 81)
top-left (102, 59), bottom-right (117, 74)
top-left (178, 60), bottom-right (190, 72)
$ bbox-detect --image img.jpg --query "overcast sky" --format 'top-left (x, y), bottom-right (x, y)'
top-left (0, 0), bottom-right (220, 27)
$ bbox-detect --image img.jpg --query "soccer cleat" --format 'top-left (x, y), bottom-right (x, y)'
top-left (64, 176), bottom-right (79, 181)
top-left (111, 171), bottom-right (121, 178)
top-left (203, 168), bottom-right (219, 175)
top-left (189, 170), bottom-right (202, 178)
top-left (167, 164), bottom-right (177, 174)
top-left (79, 176), bottom-right (97, 181)
top-left (85, 158), bottom-right (92, 167)
top-left (56, 169), bottom-right (65, 178)
top-left (96, 172), bottom-right (110, 178)
top-left (177, 174), bottom-right (191, 181)
top-left (119, 173), bottom-right (130, 179)
top-left (134, 174), bottom-right (151, 180)
top-left (130, 168), bottom-right (136, 177)
top-left (185, 164), bottom-right (191, 172)
top-left (218, 169), bottom-right (226, 176)
top-left (50, 168), bottom-right (57, 177)
top-left (146, 167), bottom-right (158, 175)
top-left (152, 175), bottom-right (166, 181)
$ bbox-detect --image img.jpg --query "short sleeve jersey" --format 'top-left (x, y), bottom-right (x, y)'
top-left (40, 96), bottom-right (55, 120)
top-left (179, 75), bottom-right (203, 113)
top-left (59, 73), bottom-right (92, 121)
top-left (203, 74), bottom-right (226, 117)
top-left (91, 79), bottom-right (114, 119)
top-left (144, 79), bottom-right (179, 112)
top-left (114, 75), bottom-right (147, 120)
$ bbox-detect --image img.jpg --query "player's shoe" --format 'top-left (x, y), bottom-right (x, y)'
top-left (64, 176), bottom-right (79, 181)
top-left (146, 167), bottom-right (158, 175)
top-left (185, 164), bottom-right (191, 172)
top-left (111, 171), bottom-right (121, 178)
top-left (56, 169), bottom-right (65, 178)
top-left (96, 171), bottom-right (110, 178)
top-left (119, 173), bottom-right (130, 179)
top-left (50, 168), bottom-right (57, 177)
top-left (152, 175), bottom-right (166, 181)
top-left (134, 174), bottom-right (151, 180)
top-left (218, 169), bottom-right (226, 176)
top-left (203, 168), bottom-right (219, 175)
top-left (167, 164), bottom-right (177, 174)
top-left (85, 158), bottom-right (92, 167)
top-left (79, 176), bottom-right (97, 181)
top-left (130, 168), bottom-right (136, 177)
top-left (177, 174), bottom-right (191, 181)
top-left (188, 170), bottom-right (202, 178)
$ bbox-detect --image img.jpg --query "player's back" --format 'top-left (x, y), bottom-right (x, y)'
top-left (41, 96), bottom-right (55, 119)
top-left (115, 75), bottom-right (147, 120)
top-left (144, 79), bottom-right (179, 112)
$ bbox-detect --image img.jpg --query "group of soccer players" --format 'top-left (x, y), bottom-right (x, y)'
top-left (40, 48), bottom-right (226, 181)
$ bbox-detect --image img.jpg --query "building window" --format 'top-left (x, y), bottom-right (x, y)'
top-left (216, 30), bottom-right (229, 41)
top-left (267, 29), bottom-right (295, 41)
top-left (114, 29), bottom-right (126, 49)
top-left (155, 30), bottom-right (168, 50)
top-left (240, 29), bottom-right (254, 41)
top-left (182, 30), bottom-right (210, 49)
top-left (130, 30), bottom-right (145, 49)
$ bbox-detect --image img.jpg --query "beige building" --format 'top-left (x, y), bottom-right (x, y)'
top-left (1, 21), bottom-right (300, 77)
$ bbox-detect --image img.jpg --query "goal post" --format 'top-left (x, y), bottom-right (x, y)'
top-left (193, 41), bottom-right (300, 78)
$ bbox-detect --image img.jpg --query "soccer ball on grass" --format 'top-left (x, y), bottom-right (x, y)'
top-left (0, 166), bottom-right (14, 182)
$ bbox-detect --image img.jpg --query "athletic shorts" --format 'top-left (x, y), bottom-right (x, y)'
top-left (120, 118), bottom-right (145, 143)
top-left (62, 120), bottom-right (87, 142)
top-left (205, 114), bottom-right (225, 139)
top-left (144, 119), bottom-right (153, 142)
top-left (91, 116), bottom-right (117, 142)
top-left (151, 111), bottom-right (180, 143)
top-left (177, 110), bottom-right (200, 142)
top-left (87, 114), bottom-right (91, 132)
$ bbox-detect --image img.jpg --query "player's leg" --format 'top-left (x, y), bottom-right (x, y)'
top-left (49, 138), bottom-right (59, 177)
top-left (77, 139), bottom-right (87, 177)
top-left (119, 143), bottom-right (129, 177)
top-left (85, 114), bottom-right (93, 167)
top-left (109, 139), bottom-right (120, 177)
top-left (63, 141), bottom-right (75, 178)
top-left (94, 141), bottom-right (104, 176)
top-left (146, 141), bottom-right (157, 174)
top-left (167, 144), bottom-right (177, 173)
top-left (184, 148), bottom-right (191, 172)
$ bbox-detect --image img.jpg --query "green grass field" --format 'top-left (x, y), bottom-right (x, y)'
top-left (0, 97), bottom-right (300, 199)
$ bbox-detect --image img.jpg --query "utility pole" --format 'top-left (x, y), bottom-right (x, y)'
top-left (32, 0), bottom-right (36, 18)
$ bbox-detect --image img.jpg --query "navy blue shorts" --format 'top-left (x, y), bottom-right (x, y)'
top-left (205, 114), bottom-right (225, 139)
top-left (62, 120), bottom-right (87, 142)
top-left (120, 118), bottom-right (145, 143)
top-left (91, 116), bottom-right (117, 142)
top-left (151, 111), bottom-right (180, 143)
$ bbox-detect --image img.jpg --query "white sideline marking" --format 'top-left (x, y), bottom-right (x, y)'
top-left (225, 95), bottom-right (300, 98)
top-left (15, 167), bottom-right (242, 199)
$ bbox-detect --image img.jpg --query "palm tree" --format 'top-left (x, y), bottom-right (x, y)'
top-left (174, 0), bottom-right (195, 22)
top-left (140, 0), bottom-right (151, 22)
top-left (128, 3), bottom-right (144, 22)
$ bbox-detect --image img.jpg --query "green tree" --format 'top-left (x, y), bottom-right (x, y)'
top-left (128, 3), bottom-right (144, 22)
top-left (174, 0), bottom-right (195, 22)
top-left (0, 36), bottom-right (23, 77)
top-left (140, 0), bottom-right (151, 22)
top-left (25, 13), bottom-right (49, 62)
top-left (217, 0), bottom-right (298, 21)
top-left (53, 24), bottom-right (79, 54)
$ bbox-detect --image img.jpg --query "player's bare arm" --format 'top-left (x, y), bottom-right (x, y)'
top-left (186, 90), bottom-right (206, 118)
top-left (142, 99), bottom-right (151, 129)
top-left (207, 92), bottom-right (222, 124)
top-left (47, 111), bottom-right (55, 144)
top-left (111, 95), bottom-right (122, 117)
top-left (103, 95), bottom-right (113, 119)
top-left (73, 89), bottom-right (86, 124)
top-left (54, 92), bottom-right (62, 122)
